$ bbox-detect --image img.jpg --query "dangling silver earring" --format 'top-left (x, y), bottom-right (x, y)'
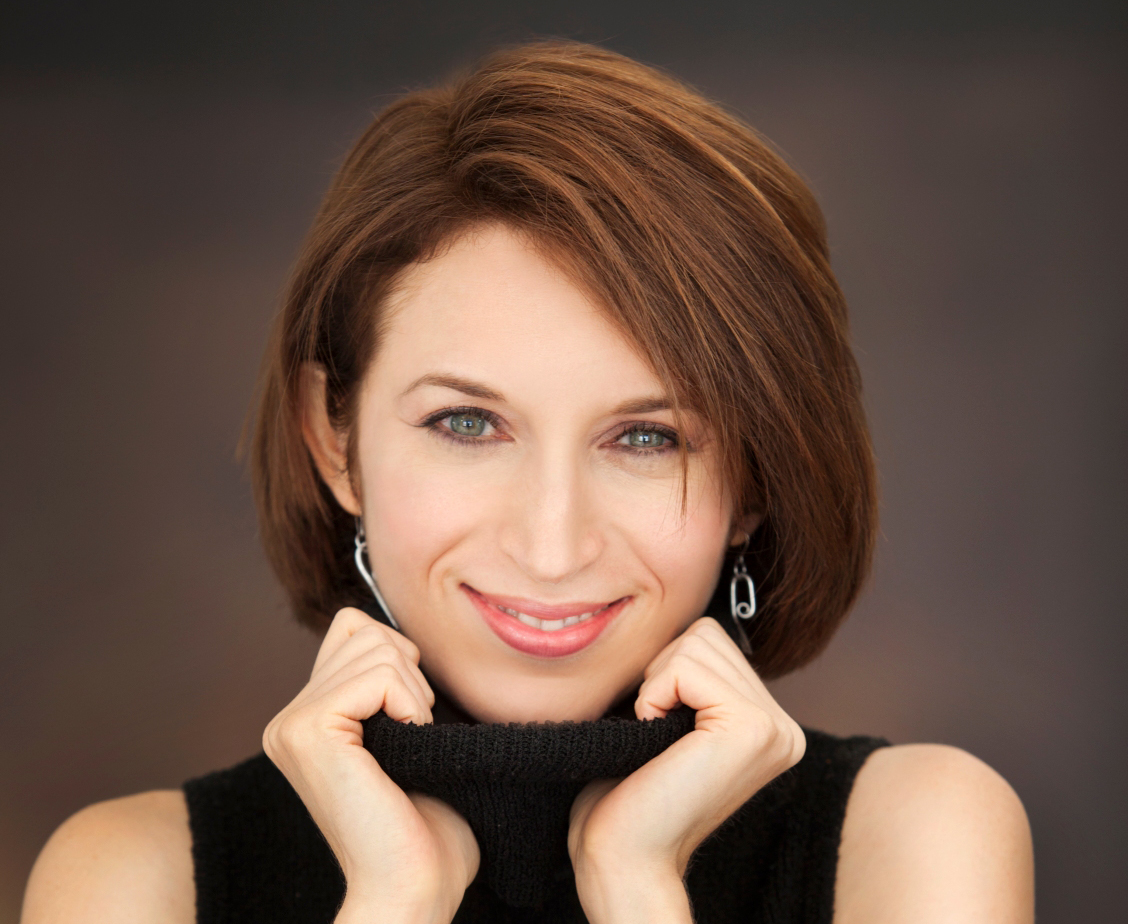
top-left (729, 545), bottom-right (756, 656)
top-left (353, 516), bottom-right (400, 630)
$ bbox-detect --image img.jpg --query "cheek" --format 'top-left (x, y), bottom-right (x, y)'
top-left (602, 471), bottom-right (732, 612)
top-left (649, 514), bottom-right (731, 612)
top-left (360, 448), bottom-right (498, 589)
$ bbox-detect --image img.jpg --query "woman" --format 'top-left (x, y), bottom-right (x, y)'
top-left (22, 42), bottom-right (1034, 923)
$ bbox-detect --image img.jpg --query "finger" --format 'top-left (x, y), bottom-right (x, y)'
top-left (302, 645), bottom-right (434, 723)
top-left (312, 607), bottom-right (421, 677)
top-left (268, 662), bottom-right (433, 770)
top-left (641, 626), bottom-right (690, 682)
top-left (313, 608), bottom-right (425, 679)
top-left (318, 646), bottom-right (432, 718)
top-left (678, 623), bottom-right (802, 736)
top-left (312, 607), bottom-right (383, 676)
top-left (674, 621), bottom-right (764, 700)
top-left (312, 624), bottom-right (433, 706)
top-left (644, 618), bottom-right (763, 706)
top-left (689, 617), bottom-right (763, 684)
top-left (635, 648), bottom-right (743, 721)
top-left (637, 636), bottom-right (778, 728)
top-left (636, 638), bottom-right (803, 772)
top-left (316, 663), bottom-right (433, 727)
top-left (640, 615), bottom-right (731, 681)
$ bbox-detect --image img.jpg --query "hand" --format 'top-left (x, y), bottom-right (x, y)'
top-left (263, 608), bottom-right (479, 924)
top-left (568, 617), bottom-right (805, 924)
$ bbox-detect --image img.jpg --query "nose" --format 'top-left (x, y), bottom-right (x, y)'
top-left (498, 447), bottom-right (603, 585)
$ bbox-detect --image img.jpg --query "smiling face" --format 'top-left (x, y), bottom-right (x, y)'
top-left (308, 224), bottom-right (740, 723)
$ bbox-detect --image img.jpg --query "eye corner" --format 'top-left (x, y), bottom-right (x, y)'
top-left (610, 421), bottom-right (682, 455)
top-left (418, 405), bottom-right (509, 446)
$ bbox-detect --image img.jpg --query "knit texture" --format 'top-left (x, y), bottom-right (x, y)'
top-left (184, 721), bottom-right (887, 923)
top-left (362, 707), bottom-right (696, 907)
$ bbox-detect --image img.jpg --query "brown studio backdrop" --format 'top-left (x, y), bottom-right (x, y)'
top-left (1, 6), bottom-right (1125, 923)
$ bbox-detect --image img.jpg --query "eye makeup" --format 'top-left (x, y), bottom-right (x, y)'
top-left (418, 404), bottom-right (685, 456)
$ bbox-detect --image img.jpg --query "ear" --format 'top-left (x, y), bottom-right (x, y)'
top-left (728, 509), bottom-right (765, 548)
top-left (300, 363), bottom-right (363, 516)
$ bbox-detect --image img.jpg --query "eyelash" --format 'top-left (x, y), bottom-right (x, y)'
top-left (418, 406), bottom-right (505, 445)
top-left (418, 406), bottom-right (682, 454)
top-left (615, 422), bottom-right (682, 454)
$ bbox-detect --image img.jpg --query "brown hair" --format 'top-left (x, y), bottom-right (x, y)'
top-left (249, 40), bottom-right (876, 679)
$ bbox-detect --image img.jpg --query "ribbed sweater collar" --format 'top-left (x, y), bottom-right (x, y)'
top-left (362, 693), bottom-right (695, 909)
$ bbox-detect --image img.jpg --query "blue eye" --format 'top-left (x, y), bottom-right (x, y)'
top-left (446, 412), bottom-right (489, 437)
top-left (618, 425), bottom-right (678, 452)
top-left (417, 406), bottom-right (503, 444)
top-left (625, 429), bottom-right (666, 448)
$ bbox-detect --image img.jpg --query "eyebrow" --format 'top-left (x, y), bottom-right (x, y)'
top-left (400, 373), bottom-right (505, 402)
top-left (400, 373), bottom-right (672, 416)
top-left (609, 396), bottom-right (672, 415)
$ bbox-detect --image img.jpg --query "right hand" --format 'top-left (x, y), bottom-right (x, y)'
top-left (263, 607), bottom-right (479, 924)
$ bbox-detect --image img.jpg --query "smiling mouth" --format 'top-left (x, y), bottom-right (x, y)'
top-left (462, 584), bottom-right (629, 655)
top-left (493, 601), bottom-right (617, 632)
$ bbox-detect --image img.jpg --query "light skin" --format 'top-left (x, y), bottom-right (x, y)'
top-left (21, 225), bottom-right (1034, 924)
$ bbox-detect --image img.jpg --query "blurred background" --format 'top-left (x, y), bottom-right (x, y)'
top-left (1, 1), bottom-right (1124, 921)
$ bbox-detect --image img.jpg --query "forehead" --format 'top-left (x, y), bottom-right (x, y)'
top-left (374, 225), bottom-right (663, 400)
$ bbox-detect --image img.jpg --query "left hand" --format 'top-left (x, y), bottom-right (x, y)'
top-left (567, 617), bottom-right (806, 924)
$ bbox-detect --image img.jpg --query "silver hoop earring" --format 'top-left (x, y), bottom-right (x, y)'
top-left (729, 549), bottom-right (756, 656)
top-left (353, 516), bottom-right (400, 630)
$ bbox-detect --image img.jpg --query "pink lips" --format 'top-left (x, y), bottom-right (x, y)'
top-left (462, 584), bottom-right (628, 658)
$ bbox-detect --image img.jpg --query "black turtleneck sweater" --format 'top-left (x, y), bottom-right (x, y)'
top-left (183, 699), bottom-right (887, 924)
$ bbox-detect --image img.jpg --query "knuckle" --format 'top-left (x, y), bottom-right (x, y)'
top-left (679, 634), bottom-right (713, 658)
top-left (669, 651), bottom-right (698, 672)
top-left (331, 606), bottom-right (368, 628)
top-left (369, 662), bottom-right (401, 685)
top-left (694, 616), bottom-right (724, 637)
top-left (340, 606), bottom-right (379, 636)
top-left (370, 643), bottom-right (407, 670)
top-left (353, 624), bottom-right (386, 645)
top-left (400, 637), bottom-right (422, 664)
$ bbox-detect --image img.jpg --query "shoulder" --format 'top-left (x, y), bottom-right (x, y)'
top-left (835, 743), bottom-right (1034, 924)
top-left (22, 790), bottom-right (194, 924)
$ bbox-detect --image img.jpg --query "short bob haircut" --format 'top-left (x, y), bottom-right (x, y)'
top-left (250, 41), bottom-right (876, 680)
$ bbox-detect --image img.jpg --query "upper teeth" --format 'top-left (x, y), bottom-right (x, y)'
top-left (497, 604), bottom-right (610, 632)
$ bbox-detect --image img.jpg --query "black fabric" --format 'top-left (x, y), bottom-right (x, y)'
top-left (184, 718), bottom-right (888, 924)
top-left (363, 707), bottom-right (696, 908)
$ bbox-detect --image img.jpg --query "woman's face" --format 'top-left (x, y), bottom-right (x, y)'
top-left (322, 224), bottom-right (738, 723)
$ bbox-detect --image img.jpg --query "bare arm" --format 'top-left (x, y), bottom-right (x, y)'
top-left (21, 790), bottom-right (195, 924)
top-left (835, 744), bottom-right (1035, 924)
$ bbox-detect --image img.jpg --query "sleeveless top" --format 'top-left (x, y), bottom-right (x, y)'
top-left (183, 707), bottom-right (888, 924)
